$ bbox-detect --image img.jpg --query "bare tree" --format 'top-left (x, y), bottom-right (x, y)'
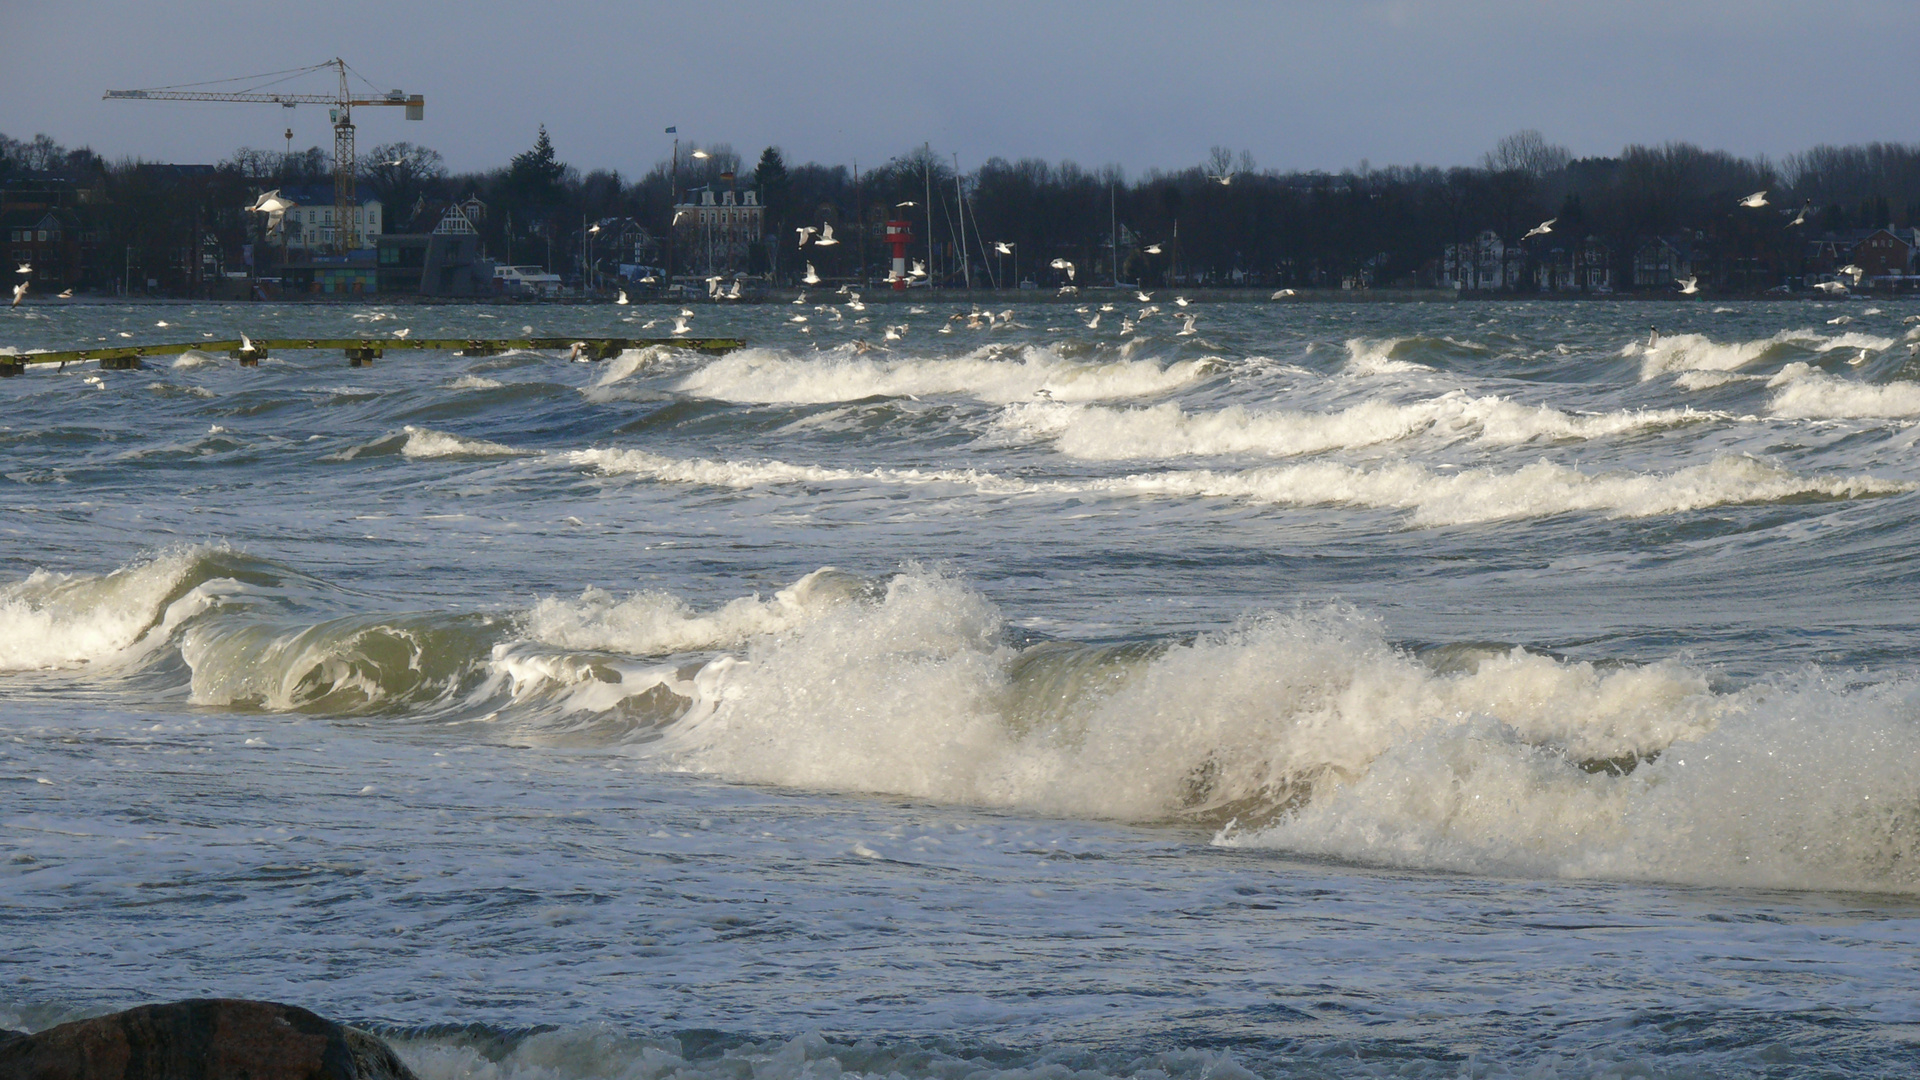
top-left (1483, 130), bottom-right (1571, 177)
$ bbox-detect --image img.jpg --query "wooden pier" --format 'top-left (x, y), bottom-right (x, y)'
top-left (0, 336), bottom-right (746, 376)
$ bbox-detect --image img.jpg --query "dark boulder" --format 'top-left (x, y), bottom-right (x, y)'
top-left (0, 999), bottom-right (417, 1080)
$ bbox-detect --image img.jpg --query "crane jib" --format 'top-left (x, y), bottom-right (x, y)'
top-left (104, 59), bottom-right (423, 254)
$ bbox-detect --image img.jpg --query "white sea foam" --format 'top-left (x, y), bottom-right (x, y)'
top-left (1095, 455), bottom-right (1906, 526)
top-left (673, 344), bottom-right (1214, 404)
top-left (327, 427), bottom-right (530, 461)
top-left (1223, 672), bottom-right (1920, 893)
top-left (1343, 337), bottom-right (1432, 374)
top-left (646, 568), bottom-right (1920, 891)
top-left (447, 374), bottom-right (503, 391)
top-left (521, 568), bottom-right (867, 654)
top-left (996, 393), bottom-right (1711, 460)
top-left (398, 425), bottom-right (527, 459)
top-left (569, 447), bottom-right (1031, 493)
top-left (169, 352), bottom-right (219, 370)
top-left (1629, 329), bottom-right (1823, 380)
top-left (1767, 362), bottom-right (1920, 418)
top-left (0, 547), bottom-right (230, 671)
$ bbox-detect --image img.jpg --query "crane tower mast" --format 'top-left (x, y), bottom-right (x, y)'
top-left (106, 59), bottom-right (424, 254)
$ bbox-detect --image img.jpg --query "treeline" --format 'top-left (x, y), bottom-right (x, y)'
top-left (11, 127), bottom-right (1920, 292)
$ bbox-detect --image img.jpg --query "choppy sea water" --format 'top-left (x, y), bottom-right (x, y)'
top-left (6, 296), bottom-right (1920, 1078)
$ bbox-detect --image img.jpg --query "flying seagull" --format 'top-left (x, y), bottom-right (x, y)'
top-left (1144, 243), bottom-right (1163, 255)
top-left (14, 262), bottom-right (30, 275)
top-left (1135, 291), bottom-right (1152, 302)
top-left (1813, 280), bottom-right (1848, 295)
top-left (1207, 173), bottom-right (1232, 186)
top-left (803, 263), bottom-right (821, 285)
top-left (616, 290), bottom-right (629, 305)
top-left (795, 226), bottom-right (817, 247)
top-left (1739, 191), bottom-right (1769, 208)
top-left (993, 241), bottom-right (1014, 255)
top-left (814, 223), bottom-right (839, 246)
top-left (1839, 263), bottom-right (1866, 285)
top-left (1050, 258), bottom-right (1076, 281)
top-left (1522, 218), bottom-right (1556, 240)
top-left (896, 201), bottom-right (917, 208)
top-left (1788, 203), bottom-right (1810, 227)
top-left (1677, 276), bottom-right (1699, 295)
top-left (10, 281), bottom-right (25, 307)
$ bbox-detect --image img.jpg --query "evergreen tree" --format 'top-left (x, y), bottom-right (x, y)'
top-left (507, 125), bottom-right (566, 210)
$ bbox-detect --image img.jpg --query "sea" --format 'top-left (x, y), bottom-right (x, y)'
top-left (5, 294), bottom-right (1920, 1079)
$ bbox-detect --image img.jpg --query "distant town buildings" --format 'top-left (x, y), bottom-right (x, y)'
top-left (273, 184), bottom-right (382, 251)
top-left (673, 186), bottom-right (763, 275)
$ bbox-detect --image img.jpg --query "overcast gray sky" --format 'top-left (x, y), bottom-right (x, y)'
top-left (5, 1), bottom-right (1917, 178)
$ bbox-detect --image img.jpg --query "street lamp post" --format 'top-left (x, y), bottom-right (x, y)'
top-left (691, 150), bottom-right (711, 277)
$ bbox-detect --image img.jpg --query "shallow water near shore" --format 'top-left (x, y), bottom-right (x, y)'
top-left (7, 296), bottom-right (1920, 1077)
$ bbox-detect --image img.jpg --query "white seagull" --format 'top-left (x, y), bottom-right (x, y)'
top-left (1135, 291), bottom-right (1152, 302)
top-left (1144, 243), bottom-right (1163, 255)
top-left (14, 262), bottom-right (30, 275)
top-left (803, 263), bottom-right (821, 286)
top-left (910, 260), bottom-right (927, 279)
top-left (1177, 314), bottom-right (1198, 335)
top-left (672, 317), bottom-right (691, 335)
top-left (10, 281), bottom-right (25, 307)
top-left (1207, 173), bottom-right (1232, 186)
top-left (1050, 258), bottom-right (1076, 281)
top-left (616, 290), bottom-right (629, 305)
top-left (1522, 218), bottom-right (1556, 240)
top-left (1788, 203), bottom-right (1810, 227)
top-left (246, 190), bottom-right (295, 233)
top-left (814, 223), bottom-right (839, 246)
top-left (1739, 190), bottom-right (1769, 209)
top-left (993, 241), bottom-right (1014, 255)
top-left (1813, 280), bottom-right (1848, 295)
top-left (1271, 288), bottom-right (1297, 299)
top-left (795, 226), bottom-right (817, 247)
top-left (1677, 276), bottom-right (1699, 295)
top-left (1839, 264), bottom-right (1866, 285)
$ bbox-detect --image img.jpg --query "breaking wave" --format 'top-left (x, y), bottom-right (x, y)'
top-left (1631, 328), bottom-right (1897, 381)
top-left (1096, 455), bottom-right (1907, 526)
top-left (1767, 362), bottom-right (1920, 419)
top-left (997, 393), bottom-right (1712, 460)
top-left (672, 344), bottom-right (1215, 404)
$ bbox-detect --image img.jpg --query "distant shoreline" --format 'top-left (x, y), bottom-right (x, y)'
top-left (9, 286), bottom-right (1880, 307)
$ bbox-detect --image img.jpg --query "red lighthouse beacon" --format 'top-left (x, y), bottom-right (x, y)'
top-left (885, 219), bottom-right (914, 290)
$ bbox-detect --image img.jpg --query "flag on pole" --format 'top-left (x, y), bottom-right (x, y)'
top-left (665, 126), bottom-right (677, 134)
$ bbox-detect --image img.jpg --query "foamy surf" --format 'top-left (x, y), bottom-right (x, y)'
top-left (1767, 362), bottom-right (1920, 418)
top-left (1631, 329), bottom-right (1875, 381)
top-left (673, 344), bottom-right (1215, 404)
top-left (569, 447), bottom-right (1034, 494)
top-left (996, 393), bottom-right (1713, 460)
top-left (0, 547), bottom-right (234, 671)
top-left (521, 567), bottom-right (871, 654)
top-left (326, 426), bottom-right (532, 460)
top-left (1094, 455), bottom-right (1906, 526)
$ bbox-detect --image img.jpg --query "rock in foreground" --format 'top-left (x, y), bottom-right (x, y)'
top-left (0, 999), bottom-right (417, 1080)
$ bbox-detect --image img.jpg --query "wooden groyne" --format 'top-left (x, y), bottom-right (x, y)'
top-left (0, 336), bottom-right (746, 376)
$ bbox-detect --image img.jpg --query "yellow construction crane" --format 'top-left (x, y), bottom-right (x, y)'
top-left (106, 59), bottom-right (423, 253)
